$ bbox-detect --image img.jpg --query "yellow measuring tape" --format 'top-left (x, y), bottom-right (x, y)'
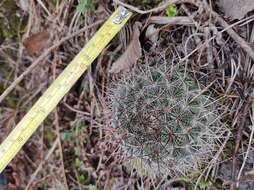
top-left (0, 6), bottom-right (132, 173)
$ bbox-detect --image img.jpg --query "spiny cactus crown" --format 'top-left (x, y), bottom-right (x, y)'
top-left (108, 64), bottom-right (225, 176)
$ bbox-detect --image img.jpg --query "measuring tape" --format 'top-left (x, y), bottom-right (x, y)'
top-left (0, 6), bottom-right (132, 173)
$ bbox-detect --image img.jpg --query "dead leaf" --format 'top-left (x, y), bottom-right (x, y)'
top-left (219, 0), bottom-right (254, 19)
top-left (22, 31), bottom-right (50, 55)
top-left (110, 22), bottom-right (142, 74)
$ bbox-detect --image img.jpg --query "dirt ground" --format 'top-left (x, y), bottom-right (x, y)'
top-left (0, 0), bottom-right (254, 189)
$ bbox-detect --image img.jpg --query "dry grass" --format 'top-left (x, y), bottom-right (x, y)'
top-left (0, 0), bottom-right (254, 189)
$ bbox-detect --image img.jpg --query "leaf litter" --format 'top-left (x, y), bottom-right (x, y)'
top-left (22, 31), bottom-right (51, 55)
top-left (218, 0), bottom-right (254, 19)
top-left (110, 22), bottom-right (142, 74)
top-left (0, 0), bottom-right (254, 189)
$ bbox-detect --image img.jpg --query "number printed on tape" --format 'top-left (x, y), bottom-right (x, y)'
top-left (0, 6), bottom-right (131, 173)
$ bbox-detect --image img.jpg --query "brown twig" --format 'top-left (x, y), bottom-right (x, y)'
top-left (116, 0), bottom-right (254, 61)
top-left (237, 106), bottom-right (254, 187)
top-left (230, 98), bottom-right (250, 190)
top-left (0, 20), bottom-right (104, 104)
top-left (54, 108), bottom-right (69, 190)
top-left (25, 139), bottom-right (58, 190)
top-left (113, 0), bottom-right (197, 14)
top-left (52, 55), bottom-right (69, 190)
top-left (149, 16), bottom-right (194, 25)
top-left (202, 1), bottom-right (254, 61)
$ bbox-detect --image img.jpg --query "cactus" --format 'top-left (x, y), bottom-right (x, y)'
top-left (108, 64), bottom-right (226, 176)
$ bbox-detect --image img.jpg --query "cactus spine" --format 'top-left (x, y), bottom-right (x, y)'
top-left (108, 64), bottom-right (226, 176)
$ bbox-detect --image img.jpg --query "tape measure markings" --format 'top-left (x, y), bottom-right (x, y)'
top-left (0, 6), bottom-right (131, 173)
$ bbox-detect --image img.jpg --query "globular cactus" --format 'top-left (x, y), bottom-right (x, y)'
top-left (108, 64), bottom-right (226, 176)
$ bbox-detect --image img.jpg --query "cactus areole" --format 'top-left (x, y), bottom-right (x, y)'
top-left (108, 64), bottom-right (225, 175)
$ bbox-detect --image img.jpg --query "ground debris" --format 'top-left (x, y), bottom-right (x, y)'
top-left (218, 0), bottom-right (254, 19)
top-left (110, 22), bottom-right (142, 74)
top-left (22, 31), bottom-right (51, 55)
top-left (1, 0), bottom-right (254, 189)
